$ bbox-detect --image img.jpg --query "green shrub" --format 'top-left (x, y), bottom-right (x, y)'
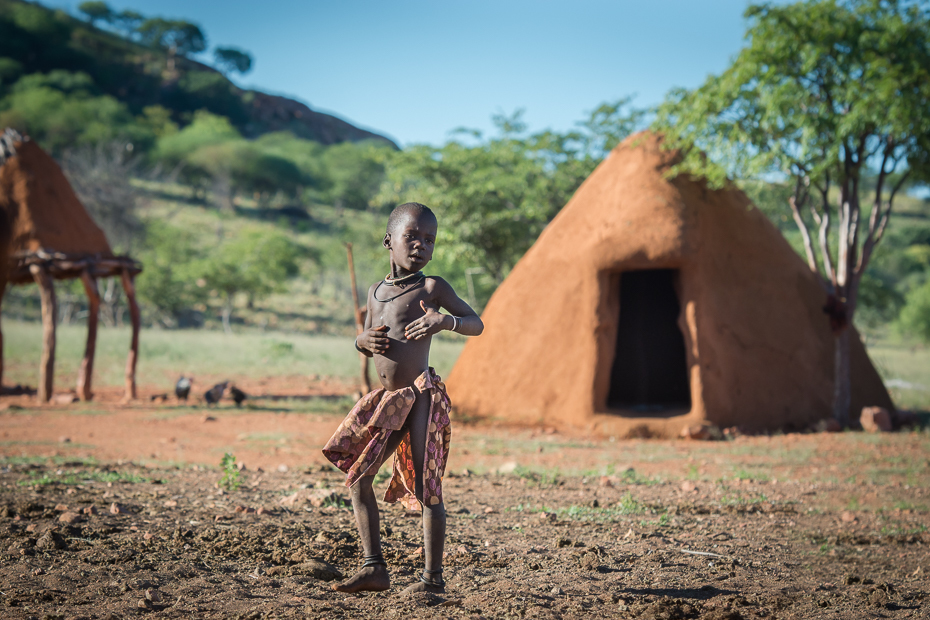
top-left (898, 277), bottom-right (930, 343)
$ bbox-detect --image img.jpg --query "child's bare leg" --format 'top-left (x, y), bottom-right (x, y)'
top-left (332, 431), bottom-right (406, 593)
top-left (401, 391), bottom-right (447, 595)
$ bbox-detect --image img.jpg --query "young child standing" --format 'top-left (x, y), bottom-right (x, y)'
top-left (322, 202), bottom-right (483, 595)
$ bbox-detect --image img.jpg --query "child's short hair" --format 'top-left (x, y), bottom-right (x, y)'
top-left (387, 202), bottom-right (436, 234)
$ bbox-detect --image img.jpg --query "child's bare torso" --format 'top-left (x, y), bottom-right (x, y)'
top-left (369, 279), bottom-right (436, 392)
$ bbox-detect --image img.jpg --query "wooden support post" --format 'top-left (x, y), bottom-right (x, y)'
top-left (345, 243), bottom-right (371, 394)
top-left (30, 264), bottom-right (56, 402)
top-left (120, 268), bottom-right (140, 401)
top-left (76, 269), bottom-right (100, 401)
top-left (0, 282), bottom-right (5, 390)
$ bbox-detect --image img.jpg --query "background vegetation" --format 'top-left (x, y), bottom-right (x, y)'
top-left (1, 0), bottom-right (929, 410)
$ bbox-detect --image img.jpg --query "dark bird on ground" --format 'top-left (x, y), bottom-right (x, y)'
top-left (229, 386), bottom-right (247, 407)
top-left (175, 376), bottom-right (192, 401)
top-left (204, 381), bottom-right (229, 406)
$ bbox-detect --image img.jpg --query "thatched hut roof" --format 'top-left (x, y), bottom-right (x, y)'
top-left (0, 132), bottom-right (139, 284)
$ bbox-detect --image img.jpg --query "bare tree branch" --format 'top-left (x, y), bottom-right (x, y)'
top-left (815, 176), bottom-right (836, 288)
top-left (788, 175), bottom-right (820, 277)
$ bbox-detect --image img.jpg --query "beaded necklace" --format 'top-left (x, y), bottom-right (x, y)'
top-left (373, 271), bottom-right (425, 303)
top-left (383, 270), bottom-right (423, 286)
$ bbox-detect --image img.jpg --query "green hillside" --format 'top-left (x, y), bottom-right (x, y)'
top-left (0, 0), bottom-right (395, 149)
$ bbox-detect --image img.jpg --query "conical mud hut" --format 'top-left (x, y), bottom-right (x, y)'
top-left (0, 129), bottom-right (142, 402)
top-left (447, 132), bottom-right (892, 438)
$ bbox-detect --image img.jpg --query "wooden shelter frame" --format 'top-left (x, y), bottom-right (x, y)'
top-left (0, 129), bottom-right (143, 403)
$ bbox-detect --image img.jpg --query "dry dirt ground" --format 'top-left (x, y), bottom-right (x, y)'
top-left (0, 383), bottom-right (928, 619)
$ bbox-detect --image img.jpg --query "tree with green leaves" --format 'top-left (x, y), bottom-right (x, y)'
top-left (197, 230), bottom-right (302, 334)
top-left (213, 47), bottom-right (253, 75)
top-left (0, 70), bottom-right (157, 153)
top-left (113, 9), bottom-right (144, 39)
top-left (77, 1), bottom-right (113, 26)
top-left (378, 102), bottom-right (644, 288)
top-left (655, 0), bottom-right (930, 426)
top-left (134, 221), bottom-right (209, 327)
top-left (137, 18), bottom-right (206, 56)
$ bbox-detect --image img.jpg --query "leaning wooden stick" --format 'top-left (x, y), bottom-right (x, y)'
top-left (345, 243), bottom-right (371, 394)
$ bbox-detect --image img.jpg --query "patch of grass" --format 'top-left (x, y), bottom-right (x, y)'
top-left (16, 469), bottom-right (148, 486)
top-left (732, 467), bottom-right (771, 482)
top-left (620, 468), bottom-right (657, 486)
top-left (237, 432), bottom-right (291, 444)
top-left (556, 495), bottom-right (645, 521)
top-left (640, 512), bottom-right (671, 528)
top-left (513, 466), bottom-right (563, 488)
top-left (0, 455), bottom-right (98, 467)
top-left (508, 494), bottom-right (646, 521)
top-left (719, 493), bottom-right (769, 507)
top-left (3, 320), bottom-right (465, 388)
top-left (880, 524), bottom-right (928, 536)
top-left (867, 339), bottom-right (930, 410)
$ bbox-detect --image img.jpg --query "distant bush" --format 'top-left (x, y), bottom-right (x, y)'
top-left (898, 276), bottom-right (930, 343)
top-left (0, 70), bottom-right (156, 153)
top-left (134, 221), bottom-right (209, 328)
top-left (187, 139), bottom-right (305, 205)
top-left (196, 229), bottom-right (305, 333)
top-left (321, 140), bottom-right (388, 210)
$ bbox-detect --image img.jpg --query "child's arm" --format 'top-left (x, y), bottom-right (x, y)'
top-left (355, 284), bottom-right (390, 356)
top-left (404, 278), bottom-right (484, 340)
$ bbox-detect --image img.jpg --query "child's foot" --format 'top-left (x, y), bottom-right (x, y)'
top-left (400, 576), bottom-right (445, 596)
top-left (331, 565), bottom-right (390, 593)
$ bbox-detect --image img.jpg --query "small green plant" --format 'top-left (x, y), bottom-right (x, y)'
top-left (686, 464), bottom-right (700, 480)
top-left (219, 453), bottom-right (241, 491)
top-left (617, 492), bottom-right (643, 514)
top-left (638, 513), bottom-right (670, 528)
top-left (513, 466), bottom-right (562, 488)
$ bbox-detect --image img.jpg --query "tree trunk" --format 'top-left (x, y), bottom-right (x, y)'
top-left (30, 264), bottom-right (56, 402)
top-left (77, 269), bottom-right (101, 401)
top-left (0, 283), bottom-right (5, 390)
top-left (832, 327), bottom-right (852, 427)
top-left (120, 269), bottom-right (140, 402)
top-left (222, 296), bottom-right (233, 335)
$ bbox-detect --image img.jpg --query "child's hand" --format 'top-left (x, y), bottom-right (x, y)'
top-left (404, 301), bottom-right (451, 341)
top-left (357, 325), bottom-right (390, 354)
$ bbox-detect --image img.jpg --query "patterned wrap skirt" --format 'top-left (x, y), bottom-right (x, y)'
top-left (322, 368), bottom-right (451, 510)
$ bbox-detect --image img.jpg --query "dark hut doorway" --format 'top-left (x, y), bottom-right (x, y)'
top-left (607, 269), bottom-right (691, 412)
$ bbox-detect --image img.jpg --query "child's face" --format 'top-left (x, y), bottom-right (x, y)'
top-left (386, 212), bottom-right (437, 273)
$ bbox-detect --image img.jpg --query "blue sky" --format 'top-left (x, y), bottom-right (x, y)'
top-left (45, 0), bottom-right (758, 146)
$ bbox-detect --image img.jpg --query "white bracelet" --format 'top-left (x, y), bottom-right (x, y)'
top-left (450, 315), bottom-right (460, 333)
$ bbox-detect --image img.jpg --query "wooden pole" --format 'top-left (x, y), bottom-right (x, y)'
top-left (0, 278), bottom-right (6, 394)
top-left (0, 283), bottom-right (5, 391)
top-left (120, 268), bottom-right (140, 401)
top-left (76, 269), bottom-right (100, 401)
top-left (345, 243), bottom-right (371, 394)
top-left (30, 264), bottom-right (56, 402)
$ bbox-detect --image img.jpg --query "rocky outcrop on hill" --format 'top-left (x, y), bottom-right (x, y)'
top-left (242, 90), bottom-right (395, 147)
